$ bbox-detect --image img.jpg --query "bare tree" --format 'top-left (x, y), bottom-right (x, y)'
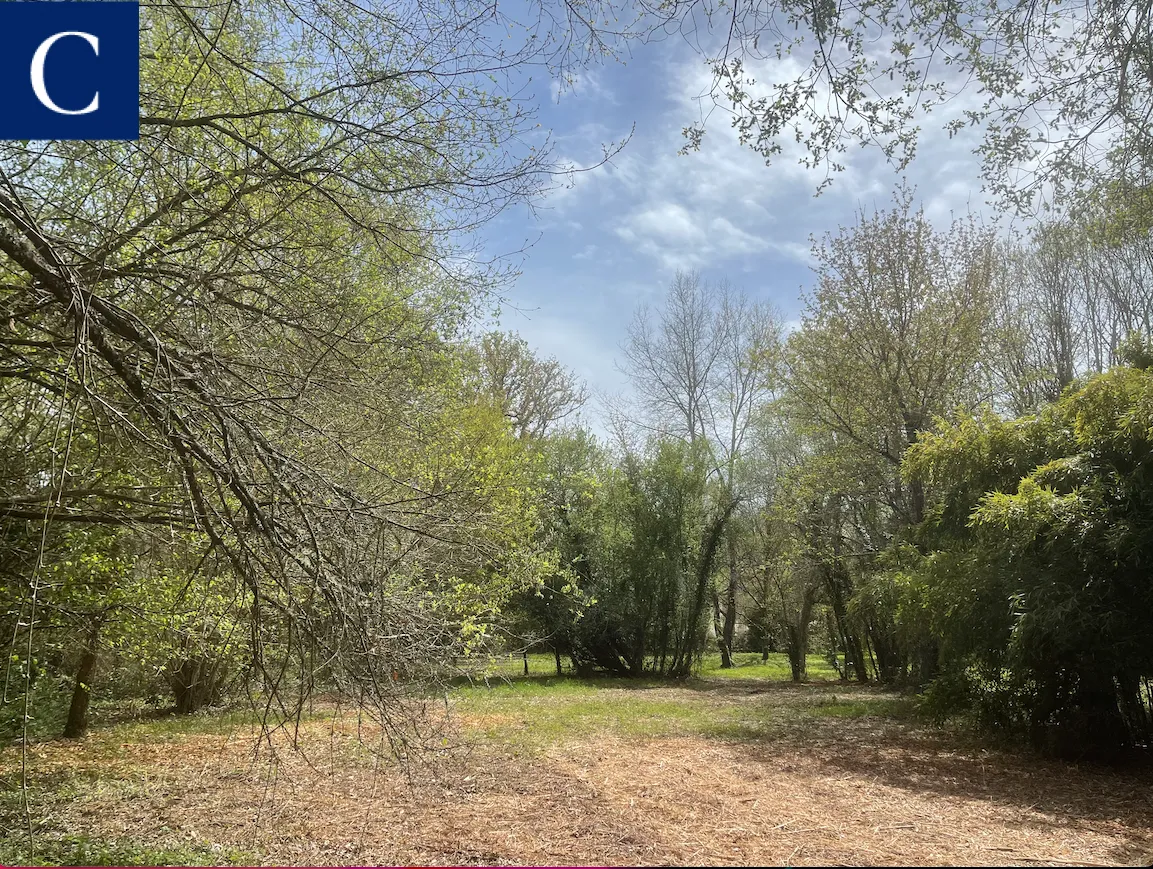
top-left (991, 217), bottom-right (1153, 415)
top-left (619, 270), bottom-right (782, 666)
top-left (620, 270), bottom-right (725, 444)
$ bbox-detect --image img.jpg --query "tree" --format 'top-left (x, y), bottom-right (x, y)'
top-left (989, 214), bottom-right (1153, 416)
top-left (742, 407), bottom-right (830, 681)
top-left (553, 436), bottom-right (737, 678)
top-left (787, 188), bottom-right (997, 520)
top-left (1, 0), bottom-right (628, 740)
top-left (620, 270), bottom-right (727, 444)
top-left (668, 0), bottom-right (1153, 213)
top-left (710, 293), bottom-right (783, 668)
top-left (502, 427), bottom-right (600, 675)
top-left (782, 187), bottom-right (998, 683)
top-left (905, 350), bottom-right (1153, 757)
top-left (474, 332), bottom-right (588, 439)
top-left (619, 270), bottom-right (781, 666)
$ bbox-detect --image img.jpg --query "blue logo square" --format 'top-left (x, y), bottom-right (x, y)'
top-left (0, 1), bottom-right (139, 140)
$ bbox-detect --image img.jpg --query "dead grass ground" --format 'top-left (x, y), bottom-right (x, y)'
top-left (5, 679), bottom-right (1153, 867)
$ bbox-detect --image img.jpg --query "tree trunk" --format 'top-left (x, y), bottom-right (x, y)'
top-left (824, 565), bottom-right (868, 683)
top-left (554, 646), bottom-right (563, 676)
top-left (167, 652), bottom-right (230, 714)
top-left (784, 588), bottom-right (816, 682)
top-left (63, 622), bottom-right (101, 739)
top-left (825, 611), bottom-right (842, 677)
top-left (710, 585), bottom-right (732, 667)
top-left (867, 621), bottom-right (905, 684)
top-left (720, 532), bottom-right (738, 668)
top-left (903, 418), bottom-right (926, 525)
top-left (673, 499), bottom-right (739, 679)
top-left (1117, 671), bottom-right (1151, 747)
top-left (914, 638), bottom-right (940, 687)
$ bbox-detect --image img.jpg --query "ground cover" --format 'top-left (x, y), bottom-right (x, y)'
top-left (2, 654), bottom-right (1150, 867)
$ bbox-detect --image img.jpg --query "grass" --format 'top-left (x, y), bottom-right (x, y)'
top-left (3, 652), bottom-right (1150, 867)
top-left (699, 650), bottom-right (843, 680)
top-left (456, 677), bottom-right (726, 742)
top-left (99, 708), bottom-right (262, 742)
top-left (0, 834), bottom-right (252, 868)
top-left (461, 649), bottom-right (844, 682)
top-left (451, 651), bottom-right (910, 747)
top-left (0, 772), bottom-right (255, 868)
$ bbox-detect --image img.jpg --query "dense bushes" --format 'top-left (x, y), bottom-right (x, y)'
top-left (903, 360), bottom-right (1153, 756)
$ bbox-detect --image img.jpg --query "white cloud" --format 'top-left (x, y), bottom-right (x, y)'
top-left (490, 29), bottom-right (1023, 407)
top-left (544, 47), bottom-right (990, 277)
top-left (529, 39), bottom-right (1009, 288)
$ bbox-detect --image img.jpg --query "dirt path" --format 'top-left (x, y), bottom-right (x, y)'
top-left (11, 686), bottom-right (1153, 866)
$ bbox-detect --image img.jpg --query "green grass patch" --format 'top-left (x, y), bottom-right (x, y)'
top-left (698, 651), bottom-right (843, 681)
top-left (460, 650), bottom-right (845, 683)
top-left (452, 668), bottom-right (913, 747)
top-left (455, 676), bottom-right (729, 743)
top-left (454, 651), bottom-right (567, 682)
top-left (97, 707), bottom-right (260, 743)
top-left (449, 650), bottom-right (882, 747)
top-left (0, 833), bottom-right (251, 867)
top-left (806, 693), bottom-right (918, 720)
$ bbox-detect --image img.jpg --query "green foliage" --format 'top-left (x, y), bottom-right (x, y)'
top-left (905, 363), bottom-right (1153, 755)
top-left (560, 437), bottom-right (730, 678)
top-left (0, 664), bottom-right (72, 743)
top-left (1118, 333), bottom-right (1153, 371)
top-left (683, 0), bottom-right (1153, 214)
top-left (499, 428), bottom-right (600, 667)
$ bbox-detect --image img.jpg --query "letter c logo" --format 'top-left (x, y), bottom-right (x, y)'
top-left (31, 31), bottom-right (100, 115)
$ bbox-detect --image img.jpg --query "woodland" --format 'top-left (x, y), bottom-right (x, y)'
top-left (2, 0), bottom-right (1153, 865)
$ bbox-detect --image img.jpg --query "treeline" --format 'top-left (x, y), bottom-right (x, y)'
top-left (512, 189), bottom-right (1153, 759)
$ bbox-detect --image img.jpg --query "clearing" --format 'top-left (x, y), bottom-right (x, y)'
top-left (2, 654), bottom-right (1151, 867)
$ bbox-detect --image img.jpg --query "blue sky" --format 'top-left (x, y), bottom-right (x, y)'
top-left (478, 32), bottom-right (1000, 425)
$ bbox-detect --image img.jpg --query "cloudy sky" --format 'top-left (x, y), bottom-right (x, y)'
top-left (477, 30), bottom-right (1004, 424)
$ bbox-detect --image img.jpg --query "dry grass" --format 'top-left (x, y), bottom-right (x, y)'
top-left (5, 680), bottom-right (1153, 867)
